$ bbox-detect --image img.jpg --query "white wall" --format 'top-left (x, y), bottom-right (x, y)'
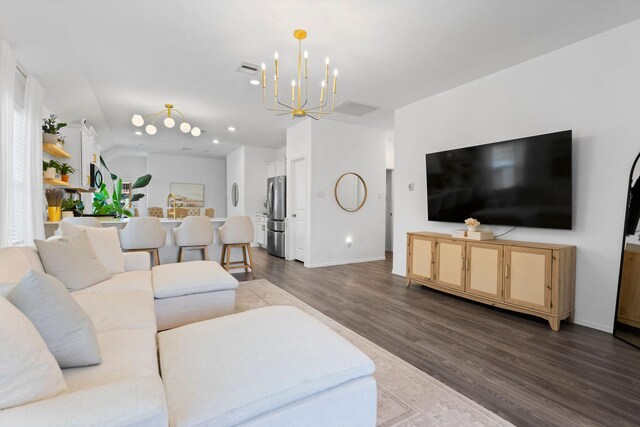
top-left (226, 147), bottom-right (245, 217)
top-left (146, 153), bottom-right (226, 217)
top-left (244, 146), bottom-right (280, 215)
top-left (393, 20), bottom-right (640, 333)
top-left (286, 119), bottom-right (386, 267)
top-left (226, 145), bottom-right (279, 218)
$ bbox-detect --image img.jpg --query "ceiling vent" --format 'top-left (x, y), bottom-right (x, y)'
top-left (334, 101), bottom-right (378, 117)
top-left (236, 62), bottom-right (260, 75)
top-left (181, 147), bottom-right (192, 151)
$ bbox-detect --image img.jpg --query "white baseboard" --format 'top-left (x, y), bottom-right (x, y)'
top-left (306, 256), bottom-right (385, 268)
top-left (573, 318), bottom-right (613, 333)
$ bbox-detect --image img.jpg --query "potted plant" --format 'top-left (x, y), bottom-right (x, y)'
top-left (92, 156), bottom-right (152, 218)
top-left (42, 160), bottom-right (56, 179)
top-left (45, 188), bottom-right (64, 222)
top-left (59, 163), bottom-right (77, 183)
top-left (47, 160), bottom-right (63, 179)
top-left (61, 198), bottom-right (84, 218)
top-left (42, 114), bottom-right (67, 145)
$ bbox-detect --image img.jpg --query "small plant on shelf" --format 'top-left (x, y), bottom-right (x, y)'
top-left (61, 198), bottom-right (84, 217)
top-left (43, 160), bottom-right (56, 179)
top-left (58, 163), bottom-right (77, 182)
top-left (47, 160), bottom-right (63, 178)
top-left (42, 114), bottom-right (67, 144)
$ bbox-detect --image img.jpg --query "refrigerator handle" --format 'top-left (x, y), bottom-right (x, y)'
top-left (267, 182), bottom-right (273, 216)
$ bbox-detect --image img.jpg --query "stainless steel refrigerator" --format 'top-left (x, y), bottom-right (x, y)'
top-left (266, 175), bottom-right (286, 257)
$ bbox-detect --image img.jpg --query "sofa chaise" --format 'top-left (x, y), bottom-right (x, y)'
top-left (0, 243), bottom-right (377, 426)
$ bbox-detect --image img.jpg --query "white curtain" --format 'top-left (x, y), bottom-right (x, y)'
top-left (23, 76), bottom-right (45, 242)
top-left (0, 41), bottom-right (16, 247)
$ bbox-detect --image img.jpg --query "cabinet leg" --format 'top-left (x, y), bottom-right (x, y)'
top-left (549, 317), bottom-right (561, 331)
top-left (406, 278), bottom-right (412, 288)
top-left (567, 311), bottom-right (575, 323)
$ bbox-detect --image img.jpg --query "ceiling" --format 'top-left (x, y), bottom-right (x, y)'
top-left (2, 0), bottom-right (640, 159)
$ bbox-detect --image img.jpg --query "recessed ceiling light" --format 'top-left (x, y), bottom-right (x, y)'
top-left (212, 139), bottom-right (220, 144)
top-left (249, 79), bottom-right (260, 86)
top-left (227, 126), bottom-right (236, 132)
top-left (134, 131), bottom-right (143, 135)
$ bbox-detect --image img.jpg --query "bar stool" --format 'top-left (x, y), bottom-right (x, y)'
top-left (148, 207), bottom-right (164, 218)
top-left (186, 207), bottom-right (201, 216)
top-left (119, 217), bottom-right (166, 266)
top-left (167, 207), bottom-right (187, 219)
top-left (204, 208), bottom-right (215, 218)
top-left (218, 216), bottom-right (255, 279)
top-left (172, 216), bottom-right (213, 262)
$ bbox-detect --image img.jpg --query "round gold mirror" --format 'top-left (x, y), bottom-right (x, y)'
top-left (335, 172), bottom-right (367, 212)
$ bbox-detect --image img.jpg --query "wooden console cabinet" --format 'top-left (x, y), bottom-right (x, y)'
top-left (406, 232), bottom-right (576, 331)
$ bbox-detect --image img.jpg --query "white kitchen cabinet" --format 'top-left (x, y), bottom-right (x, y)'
top-left (267, 159), bottom-right (286, 178)
top-left (58, 123), bottom-right (98, 189)
top-left (255, 214), bottom-right (267, 247)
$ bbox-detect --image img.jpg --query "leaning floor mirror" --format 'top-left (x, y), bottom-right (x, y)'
top-left (615, 152), bottom-right (640, 349)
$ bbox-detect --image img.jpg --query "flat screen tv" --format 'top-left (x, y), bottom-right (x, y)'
top-left (425, 130), bottom-right (572, 230)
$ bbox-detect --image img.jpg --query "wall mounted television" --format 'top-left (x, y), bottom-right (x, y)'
top-left (425, 130), bottom-right (572, 230)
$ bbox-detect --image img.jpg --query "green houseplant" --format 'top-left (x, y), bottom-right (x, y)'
top-left (92, 156), bottom-right (151, 218)
top-left (43, 160), bottom-right (56, 179)
top-left (42, 114), bottom-right (67, 145)
top-left (59, 163), bottom-right (77, 183)
top-left (61, 198), bottom-right (84, 217)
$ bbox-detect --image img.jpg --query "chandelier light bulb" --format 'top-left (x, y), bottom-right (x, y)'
top-left (291, 80), bottom-right (296, 87)
top-left (191, 127), bottom-right (201, 137)
top-left (274, 52), bottom-right (279, 60)
top-left (321, 80), bottom-right (326, 87)
top-left (145, 124), bottom-right (157, 135)
top-left (261, 63), bottom-right (266, 70)
top-left (334, 69), bottom-right (338, 76)
top-left (304, 50), bottom-right (308, 59)
top-left (164, 117), bottom-right (175, 128)
top-left (325, 56), bottom-right (330, 65)
top-left (180, 122), bottom-right (191, 133)
top-left (131, 114), bottom-right (144, 127)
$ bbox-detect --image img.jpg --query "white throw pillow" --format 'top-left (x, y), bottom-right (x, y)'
top-left (0, 296), bottom-right (67, 410)
top-left (59, 222), bottom-right (125, 275)
top-left (8, 271), bottom-right (102, 368)
top-left (34, 232), bottom-right (111, 291)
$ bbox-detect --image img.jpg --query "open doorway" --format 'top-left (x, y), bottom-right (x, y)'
top-left (385, 170), bottom-right (393, 252)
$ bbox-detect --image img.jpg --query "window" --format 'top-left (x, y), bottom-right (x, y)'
top-left (11, 71), bottom-right (26, 245)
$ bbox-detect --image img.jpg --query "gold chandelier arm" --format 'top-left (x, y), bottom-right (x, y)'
top-left (142, 108), bottom-right (168, 122)
top-left (172, 108), bottom-right (188, 122)
top-left (262, 88), bottom-right (295, 112)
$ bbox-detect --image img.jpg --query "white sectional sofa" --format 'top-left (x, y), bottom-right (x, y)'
top-left (0, 245), bottom-right (377, 426)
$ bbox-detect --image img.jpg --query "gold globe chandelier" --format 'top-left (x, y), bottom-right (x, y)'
top-left (131, 104), bottom-right (202, 137)
top-left (261, 29), bottom-right (338, 120)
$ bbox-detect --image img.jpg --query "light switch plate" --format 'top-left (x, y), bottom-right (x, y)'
top-left (408, 183), bottom-right (414, 191)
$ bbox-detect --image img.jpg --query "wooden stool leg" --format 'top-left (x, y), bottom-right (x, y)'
top-left (178, 247), bottom-right (184, 263)
top-left (203, 245), bottom-right (209, 261)
top-left (242, 245), bottom-right (248, 273)
top-left (153, 249), bottom-right (160, 266)
top-left (225, 244), bottom-right (232, 271)
top-left (247, 244), bottom-right (255, 280)
top-left (220, 244), bottom-right (226, 265)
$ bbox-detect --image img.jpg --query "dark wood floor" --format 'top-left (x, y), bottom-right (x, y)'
top-left (233, 249), bottom-right (640, 427)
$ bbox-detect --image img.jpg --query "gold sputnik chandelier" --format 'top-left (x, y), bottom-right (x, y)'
top-left (131, 104), bottom-right (202, 137)
top-left (261, 29), bottom-right (338, 120)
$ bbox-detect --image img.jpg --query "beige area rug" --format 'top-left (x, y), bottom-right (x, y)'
top-left (235, 280), bottom-right (513, 427)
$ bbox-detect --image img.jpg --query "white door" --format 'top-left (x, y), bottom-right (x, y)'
top-left (293, 158), bottom-right (306, 262)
